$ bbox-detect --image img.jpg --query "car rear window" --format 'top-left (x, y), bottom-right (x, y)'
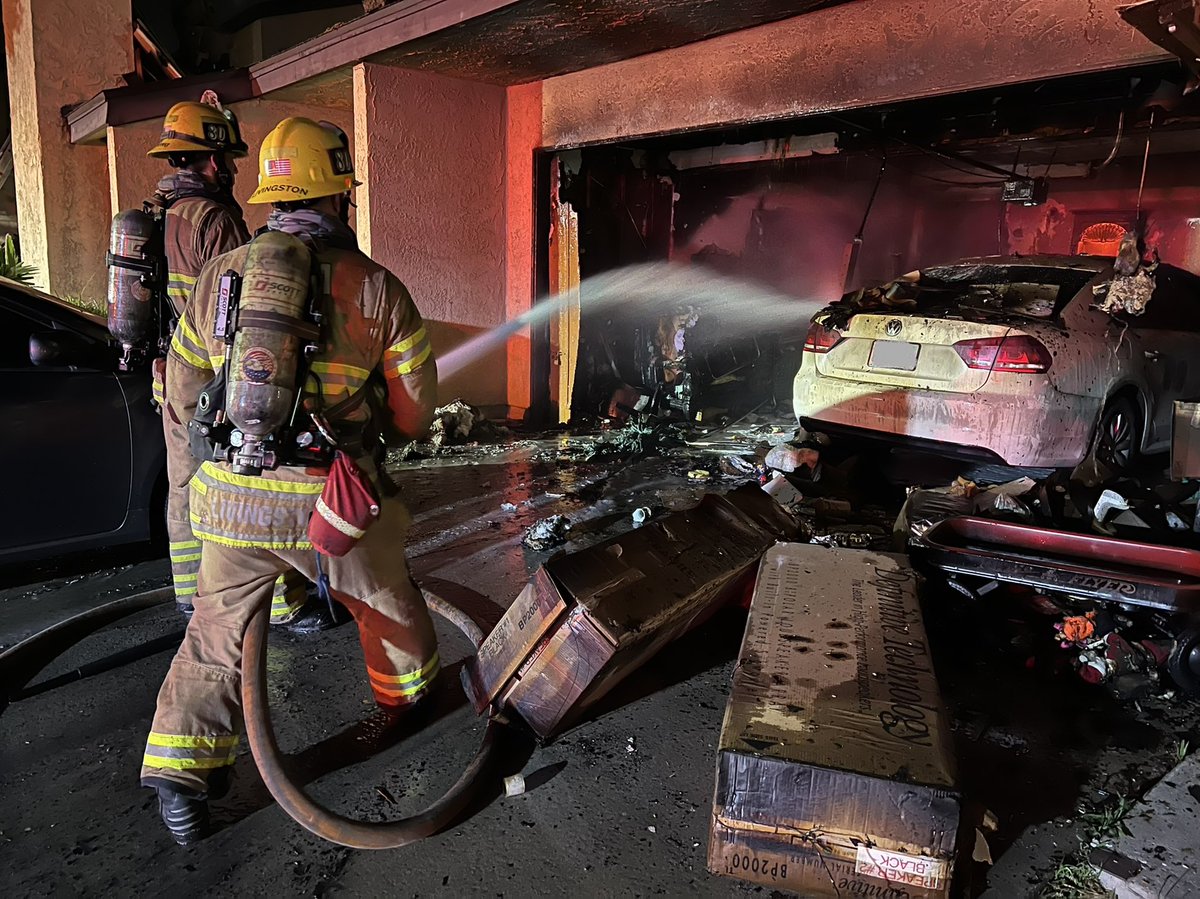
top-left (901, 264), bottom-right (1096, 319)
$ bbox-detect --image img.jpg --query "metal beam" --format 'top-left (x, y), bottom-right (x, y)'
top-left (1121, 0), bottom-right (1200, 76)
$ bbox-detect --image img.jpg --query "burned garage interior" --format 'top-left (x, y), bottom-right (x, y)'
top-left (6, 1), bottom-right (1200, 898)
top-left (557, 62), bottom-right (1200, 432)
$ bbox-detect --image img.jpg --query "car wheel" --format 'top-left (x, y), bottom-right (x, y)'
top-left (1167, 626), bottom-right (1200, 697)
top-left (1095, 396), bottom-right (1139, 472)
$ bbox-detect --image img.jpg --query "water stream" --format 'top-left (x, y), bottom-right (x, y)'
top-left (437, 261), bottom-right (827, 379)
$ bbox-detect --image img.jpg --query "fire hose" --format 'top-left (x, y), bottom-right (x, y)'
top-left (242, 589), bottom-right (501, 849)
top-left (0, 584), bottom-right (502, 850)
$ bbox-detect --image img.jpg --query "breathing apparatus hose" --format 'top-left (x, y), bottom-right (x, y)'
top-left (241, 589), bottom-right (501, 850)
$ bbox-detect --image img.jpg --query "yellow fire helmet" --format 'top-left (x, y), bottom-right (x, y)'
top-left (147, 100), bottom-right (248, 158)
top-left (247, 117), bottom-right (357, 205)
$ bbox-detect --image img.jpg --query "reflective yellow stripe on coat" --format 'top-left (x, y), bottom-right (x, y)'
top-left (170, 314), bottom-right (211, 370)
top-left (383, 326), bottom-right (432, 379)
top-left (188, 461), bottom-right (323, 551)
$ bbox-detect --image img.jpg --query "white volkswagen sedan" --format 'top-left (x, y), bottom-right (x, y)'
top-left (793, 256), bottom-right (1200, 469)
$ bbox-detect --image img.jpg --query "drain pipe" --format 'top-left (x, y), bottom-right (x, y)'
top-left (241, 589), bottom-right (501, 849)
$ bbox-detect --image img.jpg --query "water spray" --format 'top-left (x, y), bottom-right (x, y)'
top-left (438, 262), bottom-right (824, 380)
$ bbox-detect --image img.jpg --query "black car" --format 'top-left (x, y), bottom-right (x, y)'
top-left (0, 278), bottom-right (166, 563)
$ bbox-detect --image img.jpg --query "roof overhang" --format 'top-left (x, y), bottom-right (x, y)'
top-left (67, 0), bottom-right (851, 141)
top-left (67, 68), bottom-right (253, 145)
top-left (249, 0), bottom-right (520, 96)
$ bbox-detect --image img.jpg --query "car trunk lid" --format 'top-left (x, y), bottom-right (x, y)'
top-left (817, 313), bottom-right (1013, 393)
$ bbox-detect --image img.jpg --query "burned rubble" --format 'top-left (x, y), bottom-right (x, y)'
top-left (364, 375), bottom-right (1200, 897)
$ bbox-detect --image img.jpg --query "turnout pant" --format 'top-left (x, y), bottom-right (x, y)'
top-left (141, 503), bottom-right (439, 793)
top-left (161, 368), bottom-right (307, 622)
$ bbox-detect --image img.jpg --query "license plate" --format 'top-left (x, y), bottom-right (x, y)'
top-left (868, 340), bottom-right (919, 371)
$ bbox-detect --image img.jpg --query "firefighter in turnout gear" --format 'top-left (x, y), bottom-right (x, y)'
top-left (149, 96), bottom-right (327, 632)
top-left (142, 117), bottom-right (439, 844)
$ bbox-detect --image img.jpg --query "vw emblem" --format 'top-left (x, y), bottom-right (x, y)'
top-left (885, 319), bottom-right (903, 337)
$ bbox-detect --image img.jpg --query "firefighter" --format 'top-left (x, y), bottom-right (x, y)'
top-left (148, 97), bottom-right (328, 632)
top-left (142, 117), bottom-right (439, 845)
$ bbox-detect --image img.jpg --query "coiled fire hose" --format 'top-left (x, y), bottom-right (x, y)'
top-left (242, 589), bottom-right (501, 849)
top-left (1, 585), bottom-right (501, 850)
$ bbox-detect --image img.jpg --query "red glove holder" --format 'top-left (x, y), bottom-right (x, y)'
top-left (308, 451), bottom-right (380, 557)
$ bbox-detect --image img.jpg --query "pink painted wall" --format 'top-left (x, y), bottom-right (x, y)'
top-left (669, 151), bottom-right (1200, 317)
top-left (537, 0), bottom-right (1166, 149)
top-left (1003, 155), bottom-right (1200, 271)
top-left (504, 82), bottom-right (543, 415)
top-left (675, 156), bottom-right (1003, 307)
top-left (354, 62), bottom-right (508, 410)
top-left (4, 0), bottom-right (132, 300)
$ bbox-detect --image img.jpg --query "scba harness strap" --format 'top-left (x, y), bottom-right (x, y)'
top-left (187, 240), bottom-right (374, 471)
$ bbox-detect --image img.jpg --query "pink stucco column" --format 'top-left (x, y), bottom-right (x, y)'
top-left (353, 61), bottom-right (512, 413)
top-left (503, 82), bottom-right (542, 417)
top-left (3, 0), bottom-right (132, 301)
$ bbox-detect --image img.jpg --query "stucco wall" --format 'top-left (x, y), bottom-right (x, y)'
top-left (537, 0), bottom-right (1167, 148)
top-left (4, 0), bottom-right (131, 301)
top-left (504, 82), bottom-right (543, 414)
top-left (354, 62), bottom-right (508, 409)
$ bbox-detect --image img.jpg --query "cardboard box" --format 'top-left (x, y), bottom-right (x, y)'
top-left (708, 543), bottom-right (960, 899)
top-left (463, 485), bottom-right (797, 739)
top-left (1172, 400), bottom-right (1200, 480)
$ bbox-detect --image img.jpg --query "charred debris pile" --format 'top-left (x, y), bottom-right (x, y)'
top-left (445, 382), bottom-right (1198, 895)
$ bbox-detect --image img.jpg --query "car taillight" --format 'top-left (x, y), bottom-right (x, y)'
top-left (953, 335), bottom-right (1052, 374)
top-left (804, 321), bottom-right (843, 354)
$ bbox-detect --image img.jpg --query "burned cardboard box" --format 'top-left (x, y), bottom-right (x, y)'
top-left (709, 543), bottom-right (960, 899)
top-left (1172, 400), bottom-right (1200, 481)
top-left (463, 485), bottom-right (797, 739)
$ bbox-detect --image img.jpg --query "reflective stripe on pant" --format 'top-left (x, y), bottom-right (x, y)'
top-left (140, 498), bottom-right (437, 793)
top-left (270, 571), bottom-right (308, 623)
top-left (143, 733), bottom-right (238, 771)
top-left (169, 538), bottom-right (202, 602)
top-left (152, 366), bottom-right (166, 407)
top-left (162, 365), bottom-right (202, 608)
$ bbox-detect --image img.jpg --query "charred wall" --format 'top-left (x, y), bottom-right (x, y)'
top-left (674, 154), bottom-right (1003, 306)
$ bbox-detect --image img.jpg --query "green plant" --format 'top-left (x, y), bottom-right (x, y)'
top-left (62, 293), bottom-right (104, 315)
top-left (1040, 861), bottom-right (1112, 899)
top-left (1080, 795), bottom-right (1135, 846)
top-left (0, 234), bottom-right (36, 285)
top-left (1177, 739), bottom-right (1191, 762)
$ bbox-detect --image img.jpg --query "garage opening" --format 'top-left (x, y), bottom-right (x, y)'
top-left (545, 61), bottom-right (1200, 429)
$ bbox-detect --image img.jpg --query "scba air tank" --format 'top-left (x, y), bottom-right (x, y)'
top-left (106, 208), bottom-right (159, 369)
top-left (227, 231), bottom-right (312, 474)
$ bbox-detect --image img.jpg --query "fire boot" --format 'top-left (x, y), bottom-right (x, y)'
top-left (154, 784), bottom-right (210, 846)
top-left (149, 767), bottom-right (230, 846)
top-left (273, 595), bottom-right (348, 634)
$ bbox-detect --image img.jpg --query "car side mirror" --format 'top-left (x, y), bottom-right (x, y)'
top-left (29, 330), bottom-right (110, 369)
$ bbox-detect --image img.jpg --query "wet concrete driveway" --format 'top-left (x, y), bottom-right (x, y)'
top-left (1, 439), bottom-right (1197, 897)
